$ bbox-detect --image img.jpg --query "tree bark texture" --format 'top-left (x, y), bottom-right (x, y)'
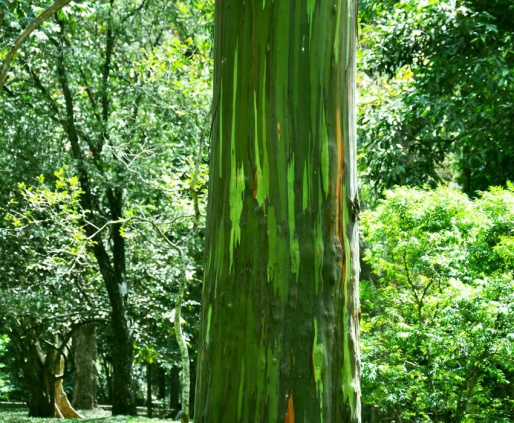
top-left (73, 325), bottom-right (98, 410)
top-left (195, 1), bottom-right (360, 422)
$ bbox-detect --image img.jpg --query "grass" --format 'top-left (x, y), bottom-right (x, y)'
top-left (0, 407), bottom-right (181, 422)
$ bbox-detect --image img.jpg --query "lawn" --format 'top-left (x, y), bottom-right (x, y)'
top-left (0, 407), bottom-right (181, 423)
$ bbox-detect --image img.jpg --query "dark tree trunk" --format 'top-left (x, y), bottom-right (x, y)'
top-left (73, 324), bottom-right (98, 410)
top-left (158, 366), bottom-right (166, 402)
top-left (147, 362), bottom-right (153, 417)
top-left (169, 366), bottom-right (180, 411)
top-left (104, 187), bottom-right (137, 416)
top-left (25, 343), bottom-right (54, 418)
top-left (23, 338), bottom-right (82, 418)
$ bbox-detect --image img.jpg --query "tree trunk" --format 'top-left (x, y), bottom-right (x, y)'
top-left (25, 343), bottom-right (55, 418)
top-left (169, 366), bottom-right (180, 411)
top-left (147, 362), bottom-right (153, 417)
top-left (195, 1), bottom-right (360, 422)
top-left (158, 366), bottom-right (166, 402)
top-left (55, 356), bottom-right (83, 418)
top-left (25, 338), bottom-right (83, 418)
top-left (54, 13), bottom-right (137, 416)
top-left (104, 188), bottom-right (137, 416)
top-left (73, 325), bottom-right (98, 410)
top-left (175, 267), bottom-right (190, 423)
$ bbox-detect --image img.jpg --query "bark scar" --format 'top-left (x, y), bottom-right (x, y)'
top-left (349, 195), bottom-right (360, 220)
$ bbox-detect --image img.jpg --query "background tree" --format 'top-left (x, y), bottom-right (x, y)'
top-left (195, 0), bottom-right (360, 421)
top-left (72, 324), bottom-right (98, 410)
top-left (1, 0), bottom-right (212, 416)
top-left (360, 185), bottom-right (514, 422)
top-left (358, 0), bottom-right (514, 197)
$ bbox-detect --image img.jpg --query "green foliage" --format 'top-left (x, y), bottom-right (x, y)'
top-left (0, 335), bottom-right (11, 399)
top-left (361, 185), bottom-right (514, 422)
top-left (1, 0), bottom-right (213, 408)
top-left (358, 0), bottom-right (514, 196)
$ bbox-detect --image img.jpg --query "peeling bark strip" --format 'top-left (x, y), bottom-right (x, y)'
top-left (195, 0), bottom-right (360, 422)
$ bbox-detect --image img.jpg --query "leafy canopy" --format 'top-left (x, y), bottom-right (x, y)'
top-left (361, 185), bottom-right (514, 422)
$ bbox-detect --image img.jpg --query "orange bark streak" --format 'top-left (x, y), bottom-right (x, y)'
top-left (277, 122), bottom-right (281, 141)
top-left (253, 169), bottom-right (258, 199)
top-left (285, 394), bottom-right (295, 423)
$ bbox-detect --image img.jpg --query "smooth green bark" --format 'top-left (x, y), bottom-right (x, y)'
top-left (195, 1), bottom-right (360, 421)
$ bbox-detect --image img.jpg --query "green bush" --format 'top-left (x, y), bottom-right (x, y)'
top-left (361, 185), bottom-right (514, 422)
top-left (0, 335), bottom-right (12, 400)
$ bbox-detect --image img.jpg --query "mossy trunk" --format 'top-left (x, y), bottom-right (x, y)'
top-left (195, 0), bottom-right (360, 422)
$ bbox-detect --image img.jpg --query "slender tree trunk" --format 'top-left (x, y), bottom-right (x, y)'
top-left (158, 366), bottom-right (166, 403)
top-left (175, 267), bottom-right (190, 423)
top-left (73, 325), bottom-right (98, 410)
top-left (195, 1), bottom-right (360, 422)
top-left (104, 188), bottom-right (137, 416)
top-left (147, 362), bottom-right (153, 417)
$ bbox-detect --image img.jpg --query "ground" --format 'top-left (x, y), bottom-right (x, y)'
top-left (0, 406), bottom-right (182, 423)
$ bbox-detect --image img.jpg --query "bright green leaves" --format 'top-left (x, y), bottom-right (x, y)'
top-left (0, 335), bottom-right (11, 400)
top-left (358, 0), bottom-right (514, 196)
top-left (6, 167), bottom-right (89, 253)
top-left (361, 185), bottom-right (514, 421)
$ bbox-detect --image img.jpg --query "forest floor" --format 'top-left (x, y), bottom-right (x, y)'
top-left (0, 406), bottom-right (182, 422)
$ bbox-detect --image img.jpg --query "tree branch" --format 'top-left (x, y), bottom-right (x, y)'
top-left (0, 0), bottom-right (73, 91)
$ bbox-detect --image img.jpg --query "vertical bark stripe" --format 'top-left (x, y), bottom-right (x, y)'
top-left (285, 394), bottom-right (295, 423)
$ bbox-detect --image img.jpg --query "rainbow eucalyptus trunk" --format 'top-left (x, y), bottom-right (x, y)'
top-left (195, 0), bottom-right (360, 422)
